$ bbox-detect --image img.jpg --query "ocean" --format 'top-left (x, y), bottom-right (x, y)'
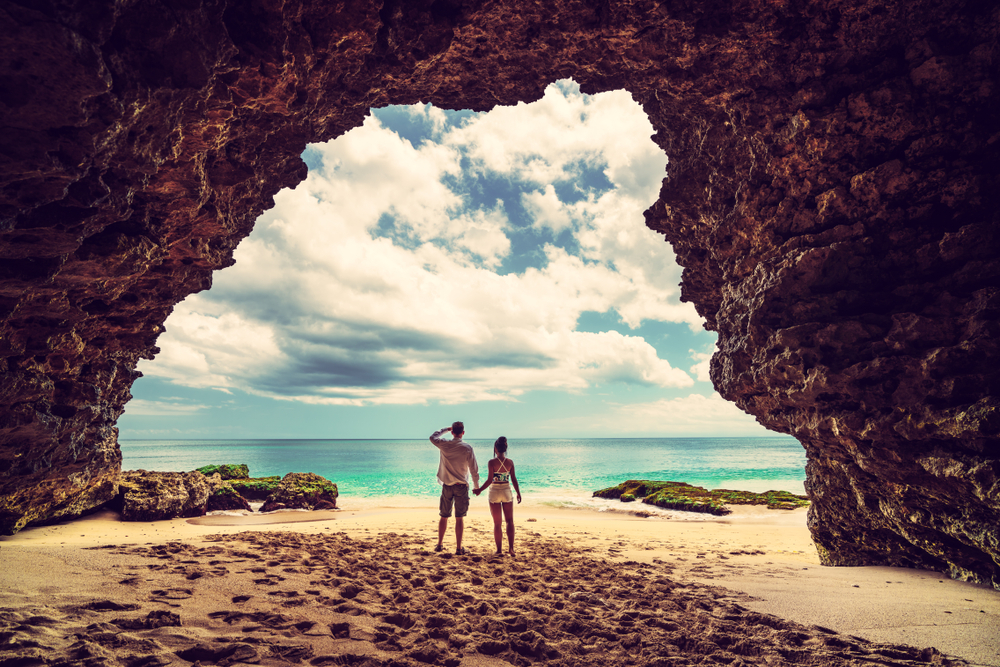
top-left (119, 437), bottom-right (808, 514)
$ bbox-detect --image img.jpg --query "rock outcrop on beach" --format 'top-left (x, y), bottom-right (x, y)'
top-left (594, 480), bottom-right (810, 515)
top-left (0, 0), bottom-right (997, 586)
top-left (196, 463), bottom-right (255, 511)
top-left (205, 482), bottom-right (254, 513)
top-left (202, 472), bottom-right (254, 513)
top-left (115, 471), bottom-right (211, 522)
top-left (111, 467), bottom-right (334, 517)
top-left (260, 473), bottom-right (339, 513)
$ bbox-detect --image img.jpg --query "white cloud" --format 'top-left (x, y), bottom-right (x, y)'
top-left (689, 348), bottom-right (714, 383)
top-left (617, 393), bottom-right (763, 433)
top-left (139, 80), bottom-right (706, 405)
top-left (451, 205), bottom-right (510, 267)
top-left (443, 81), bottom-right (665, 197)
top-left (123, 399), bottom-right (208, 416)
top-left (522, 184), bottom-right (574, 235)
top-left (540, 392), bottom-right (766, 437)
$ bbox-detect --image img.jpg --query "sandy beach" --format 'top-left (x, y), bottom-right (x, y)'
top-left (2, 500), bottom-right (997, 666)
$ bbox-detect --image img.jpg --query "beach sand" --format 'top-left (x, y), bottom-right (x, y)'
top-left (1, 500), bottom-right (997, 666)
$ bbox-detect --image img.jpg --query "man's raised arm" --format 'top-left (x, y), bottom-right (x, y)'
top-left (430, 426), bottom-right (452, 447)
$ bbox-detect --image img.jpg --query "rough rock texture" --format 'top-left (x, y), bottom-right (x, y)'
top-left (195, 463), bottom-right (250, 480)
top-left (593, 480), bottom-right (810, 513)
top-left (115, 470), bottom-right (209, 521)
top-left (228, 476), bottom-right (282, 501)
top-left (259, 472), bottom-right (339, 513)
top-left (205, 480), bottom-right (254, 513)
top-left (201, 470), bottom-right (253, 512)
top-left (0, 1), bottom-right (997, 585)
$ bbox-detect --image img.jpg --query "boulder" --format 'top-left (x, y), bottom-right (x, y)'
top-left (260, 473), bottom-right (338, 513)
top-left (206, 484), bottom-right (253, 512)
top-left (203, 473), bottom-right (253, 512)
top-left (116, 471), bottom-right (210, 521)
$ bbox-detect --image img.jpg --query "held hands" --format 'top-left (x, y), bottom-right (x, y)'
top-left (516, 492), bottom-right (522, 504)
top-left (473, 487), bottom-right (482, 496)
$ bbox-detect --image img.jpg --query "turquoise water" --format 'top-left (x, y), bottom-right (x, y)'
top-left (119, 437), bottom-right (807, 509)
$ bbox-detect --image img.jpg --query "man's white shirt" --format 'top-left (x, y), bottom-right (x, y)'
top-left (430, 429), bottom-right (480, 488)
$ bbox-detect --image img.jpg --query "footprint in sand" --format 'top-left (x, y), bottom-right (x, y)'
top-left (82, 600), bottom-right (141, 612)
top-left (150, 588), bottom-right (193, 600)
top-left (111, 610), bottom-right (181, 630)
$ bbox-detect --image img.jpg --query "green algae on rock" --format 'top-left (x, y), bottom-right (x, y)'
top-left (227, 476), bottom-right (282, 501)
top-left (206, 482), bottom-right (253, 512)
top-left (260, 472), bottom-right (338, 512)
top-left (594, 481), bottom-right (809, 516)
top-left (195, 464), bottom-right (250, 480)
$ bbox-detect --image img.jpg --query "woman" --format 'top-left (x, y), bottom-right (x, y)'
top-left (474, 436), bottom-right (522, 556)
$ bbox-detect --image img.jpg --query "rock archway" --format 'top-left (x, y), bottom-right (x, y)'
top-left (1, 0), bottom-right (998, 587)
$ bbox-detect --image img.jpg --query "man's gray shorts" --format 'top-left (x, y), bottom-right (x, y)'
top-left (439, 483), bottom-right (470, 518)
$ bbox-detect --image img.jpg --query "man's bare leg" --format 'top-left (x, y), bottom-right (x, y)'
top-left (455, 516), bottom-right (464, 552)
top-left (438, 516), bottom-right (448, 549)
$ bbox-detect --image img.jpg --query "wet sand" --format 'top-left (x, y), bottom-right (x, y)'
top-left (1, 501), bottom-right (997, 666)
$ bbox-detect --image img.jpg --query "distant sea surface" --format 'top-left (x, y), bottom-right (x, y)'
top-left (120, 437), bottom-right (807, 512)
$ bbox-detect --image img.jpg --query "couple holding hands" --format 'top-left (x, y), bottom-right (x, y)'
top-left (429, 422), bottom-right (521, 556)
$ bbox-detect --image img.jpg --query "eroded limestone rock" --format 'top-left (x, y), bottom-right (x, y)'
top-left (205, 479), bottom-right (254, 513)
top-left (0, 0), bottom-right (997, 586)
top-left (116, 470), bottom-right (210, 521)
top-left (259, 472), bottom-right (338, 513)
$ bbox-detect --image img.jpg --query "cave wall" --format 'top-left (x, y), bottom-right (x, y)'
top-left (1, 0), bottom-right (997, 586)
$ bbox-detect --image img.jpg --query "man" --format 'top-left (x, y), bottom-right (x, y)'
top-left (429, 421), bottom-right (480, 555)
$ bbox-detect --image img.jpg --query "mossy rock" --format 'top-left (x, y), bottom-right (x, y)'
top-left (228, 476), bottom-right (282, 501)
top-left (592, 480), bottom-right (660, 500)
top-left (116, 470), bottom-right (211, 521)
top-left (593, 480), bottom-right (809, 515)
top-left (644, 486), bottom-right (731, 516)
top-left (260, 472), bottom-right (338, 512)
top-left (206, 482), bottom-right (253, 512)
top-left (711, 488), bottom-right (811, 510)
top-left (195, 464), bottom-right (250, 480)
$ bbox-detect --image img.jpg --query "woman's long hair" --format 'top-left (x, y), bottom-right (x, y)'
top-left (494, 436), bottom-right (508, 459)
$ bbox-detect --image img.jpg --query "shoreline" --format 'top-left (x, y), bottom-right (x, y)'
top-left (2, 501), bottom-right (998, 666)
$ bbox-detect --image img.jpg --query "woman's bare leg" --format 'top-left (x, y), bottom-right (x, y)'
top-left (502, 501), bottom-right (515, 555)
top-left (489, 502), bottom-right (503, 554)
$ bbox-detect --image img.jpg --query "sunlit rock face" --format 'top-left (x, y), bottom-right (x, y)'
top-left (1, 0), bottom-right (997, 584)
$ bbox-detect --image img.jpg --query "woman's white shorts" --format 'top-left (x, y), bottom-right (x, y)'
top-left (489, 484), bottom-right (513, 504)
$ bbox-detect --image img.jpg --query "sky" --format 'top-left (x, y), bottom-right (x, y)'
top-left (118, 80), bottom-right (771, 440)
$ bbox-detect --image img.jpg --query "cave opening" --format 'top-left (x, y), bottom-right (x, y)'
top-left (117, 79), bottom-right (805, 499)
top-left (0, 0), bottom-right (996, 595)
